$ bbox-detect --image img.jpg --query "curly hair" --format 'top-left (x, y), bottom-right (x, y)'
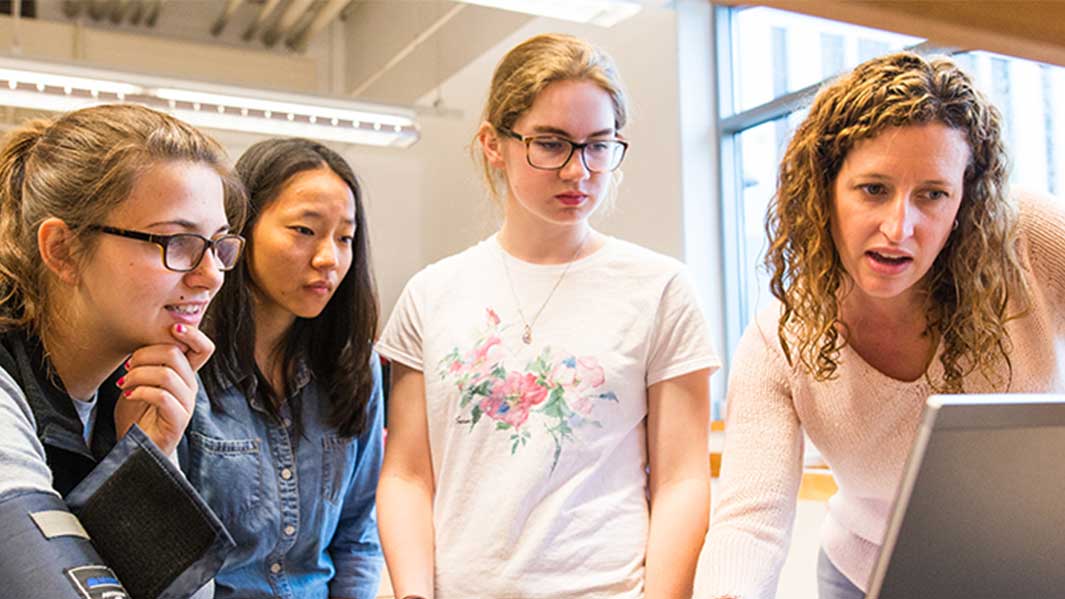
top-left (765, 51), bottom-right (1029, 392)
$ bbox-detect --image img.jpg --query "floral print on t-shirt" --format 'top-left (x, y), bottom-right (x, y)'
top-left (437, 308), bottom-right (619, 471)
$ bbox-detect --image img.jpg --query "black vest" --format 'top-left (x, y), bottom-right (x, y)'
top-left (0, 330), bottom-right (121, 496)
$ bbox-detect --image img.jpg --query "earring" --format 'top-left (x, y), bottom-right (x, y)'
top-left (952, 219), bottom-right (959, 231)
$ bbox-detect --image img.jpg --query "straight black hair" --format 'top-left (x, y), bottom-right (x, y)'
top-left (203, 138), bottom-right (378, 437)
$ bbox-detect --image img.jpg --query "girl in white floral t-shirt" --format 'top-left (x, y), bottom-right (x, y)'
top-left (376, 33), bottom-right (720, 599)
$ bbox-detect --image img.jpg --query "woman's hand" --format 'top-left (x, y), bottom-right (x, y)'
top-left (113, 324), bottom-right (215, 455)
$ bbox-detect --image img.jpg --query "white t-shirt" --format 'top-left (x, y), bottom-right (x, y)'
top-left (377, 234), bottom-right (720, 599)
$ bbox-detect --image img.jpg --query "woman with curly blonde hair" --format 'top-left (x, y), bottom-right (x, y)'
top-left (696, 52), bottom-right (1065, 599)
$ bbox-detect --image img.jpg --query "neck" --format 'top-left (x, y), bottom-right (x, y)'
top-left (252, 300), bottom-right (295, 392)
top-left (498, 220), bottom-right (598, 265)
top-left (839, 284), bottom-right (928, 338)
top-left (44, 316), bottom-right (126, 401)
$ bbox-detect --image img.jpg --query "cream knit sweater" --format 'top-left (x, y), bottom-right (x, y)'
top-left (695, 192), bottom-right (1065, 598)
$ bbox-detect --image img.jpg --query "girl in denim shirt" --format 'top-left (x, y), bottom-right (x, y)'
top-left (186, 138), bottom-right (384, 599)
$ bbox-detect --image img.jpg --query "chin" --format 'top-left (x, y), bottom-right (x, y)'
top-left (292, 305), bottom-right (328, 320)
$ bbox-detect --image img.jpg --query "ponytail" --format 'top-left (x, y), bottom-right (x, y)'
top-left (0, 118), bottom-right (53, 332)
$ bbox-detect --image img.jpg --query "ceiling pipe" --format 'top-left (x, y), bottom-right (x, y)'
top-left (11, 0), bottom-right (21, 54)
top-left (242, 0), bottom-right (282, 41)
top-left (88, 0), bottom-right (109, 21)
top-left (62, 0), bottom-right (83, 19)
top-left (210, 0), bottom-right (243, 36)
top-left (262, 0), bottom-right (316, 48)
top-left (144, 0), bottom-right (161, 27)
top-left (110, 0), bottom-right (131, 23)
top-left (127, 0), bottom-right (144, 24)
top-left (286, 0), bottom-right (351, 53)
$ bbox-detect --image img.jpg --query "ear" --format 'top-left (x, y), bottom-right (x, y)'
top-left (38, 217), bottom-right (80, 286)
top-left (477, 121), bottom-right (506, 169)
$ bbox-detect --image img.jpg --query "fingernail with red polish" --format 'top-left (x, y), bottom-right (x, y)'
top-left (175, 324), bottom-right (186, 333)
top-left (116, 376), bottom-right (125, 387)
top-left (125, 359), bottom-right (132, 370)
top-left (124, 389), bottom-right (132, 397)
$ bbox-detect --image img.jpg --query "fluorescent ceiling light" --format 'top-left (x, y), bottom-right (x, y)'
top-left (0, 58), bottom-right (420, 148)
top-left (459, 0), bottom-right (643, 27)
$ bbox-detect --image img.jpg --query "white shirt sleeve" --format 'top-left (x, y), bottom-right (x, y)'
top-left (376, 274), bottom-right (426, 371)
top-left (645, 269), bottom-right (721, 387)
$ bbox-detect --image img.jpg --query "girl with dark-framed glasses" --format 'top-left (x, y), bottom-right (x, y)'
top-left (0, 103), bottom-right (245, 598)
top-left (376, 33), bottom-right (720, 599)
top-left (187, 138), bottom-right (384, 599)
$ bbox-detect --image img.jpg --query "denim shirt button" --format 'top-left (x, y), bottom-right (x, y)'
top-left (280, 468), bottom-right (293, 480)
top-left (284, 525), bottom-right (296, 536)
top-left (270, 562), bottom-right (282, 574)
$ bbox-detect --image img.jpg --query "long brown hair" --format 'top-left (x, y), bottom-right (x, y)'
top-left (202, 138), bottom-right (379, 438)
top-left (765, 52), bottom-right (1028, 391)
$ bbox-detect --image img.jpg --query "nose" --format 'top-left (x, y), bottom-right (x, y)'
top-left (880, 192), bottom-right (917, 243)
top-left (559, 148), bottom-right (591, 181)
top-left (185, 248), bottom-right (224, 292)
top-left (311, 240), bottom-right (339, 270)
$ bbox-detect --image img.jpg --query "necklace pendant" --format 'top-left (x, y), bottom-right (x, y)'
top-left (521, 324), bottom-right (533, 345)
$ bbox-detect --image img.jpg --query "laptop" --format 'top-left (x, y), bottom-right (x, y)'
top-left (865, 394), bottom-right (1065, 599)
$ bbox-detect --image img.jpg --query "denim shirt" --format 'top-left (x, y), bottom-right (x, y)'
top-left (180, 354), bottom-right (384, 599)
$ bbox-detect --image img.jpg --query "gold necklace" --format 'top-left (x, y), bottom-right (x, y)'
top-left (499, 233), bottom-right (590, 345)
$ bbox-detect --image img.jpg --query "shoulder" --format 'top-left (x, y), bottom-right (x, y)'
top-left (0, 353), bottom-right (52, 500)
top-left (1013, 188), bottom-right (1065, 310)
top-left (0, 366), bottom-right (32, 421)
top-left (1015, 188), bottom-right (1065, 240)
top-left (737, 303), bottom-right (789, 363)
top-left (0, 335), bottom-right (34, 430)
top-left (598, 237), bottom-right (687, 275)
top-left (406, 237), bottom-right (497, 289)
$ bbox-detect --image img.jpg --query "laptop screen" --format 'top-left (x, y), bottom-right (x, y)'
top-left (866, 394), bottom-right (1065, 599)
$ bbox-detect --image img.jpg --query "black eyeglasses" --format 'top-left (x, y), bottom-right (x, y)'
top-left (85, 225), bottom-right (245, 272)
top-left (499, 127), bottom-right (629, 173)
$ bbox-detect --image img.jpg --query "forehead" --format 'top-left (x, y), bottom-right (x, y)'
top-left (514, 79), bottom-right (617, 136)
top-left (268, 167), bottom-right (356, 217)
top-left (842, 123), bottom-right (971, 176)
top-left (111, 161), bottom-right (227, 229)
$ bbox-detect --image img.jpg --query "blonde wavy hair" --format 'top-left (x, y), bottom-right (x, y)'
top-left (0, 104), bottom-right (245, 345)
top-left (473, 33), bottom-right (628, 205)
top-left (766, 52), bottom-right (1028, 392)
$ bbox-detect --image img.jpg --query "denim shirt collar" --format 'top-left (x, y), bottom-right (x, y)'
top-left (226, 356), bottom-right (313, 413)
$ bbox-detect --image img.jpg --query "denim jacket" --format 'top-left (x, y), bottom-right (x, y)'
top-left (180, 354), bottom-right (384, 599)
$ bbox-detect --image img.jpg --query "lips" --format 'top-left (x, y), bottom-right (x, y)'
top-left (865, 250), bottom-right (913, 274)
top-left (304, 282), bottom-right (334, 296)
top-left (164, 302), bottom-right (207, 324)
top-left (555, 192), bottom-right (587, 207)
top-left (867, 251), bottom-right (912, 264)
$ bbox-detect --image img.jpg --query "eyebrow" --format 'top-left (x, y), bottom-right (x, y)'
top-left (852, 173), bottom-right (956, 186)
top-left (529, 125), bottom-right (616, 139)
top-left (145, 219), bottom-right (230, 235)
top-left (291, 209), bottom-right (356, 225)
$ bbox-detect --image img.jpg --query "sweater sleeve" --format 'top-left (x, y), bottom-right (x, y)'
top-left (694, 312), bottom-right (805, 599)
